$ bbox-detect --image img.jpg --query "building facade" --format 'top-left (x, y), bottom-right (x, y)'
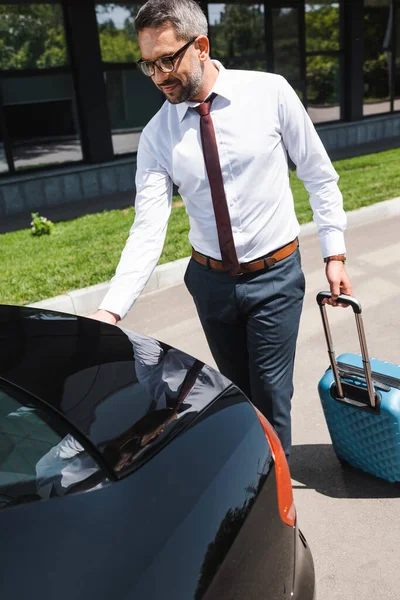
top-left (0, 0), bottom-right (399, 222)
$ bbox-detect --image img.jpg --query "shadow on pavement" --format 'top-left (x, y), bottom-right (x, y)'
top-left (290, 443), bottom-right (400, 499)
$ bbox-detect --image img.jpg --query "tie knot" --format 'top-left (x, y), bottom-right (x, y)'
top-left (194, 93), bottom-right (216, 117)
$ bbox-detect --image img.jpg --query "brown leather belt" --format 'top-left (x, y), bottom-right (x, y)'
top-left (191, 239), bottom-right (299, 275)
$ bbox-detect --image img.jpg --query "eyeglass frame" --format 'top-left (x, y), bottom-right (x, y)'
top-left (137, 37), bottom-right (198, 77)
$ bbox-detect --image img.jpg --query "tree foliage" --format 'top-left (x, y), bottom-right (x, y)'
top-left (98, 20), bottom-right (140, 63)
top-left (0, 5), bottom-right (67, 69)
top-left (305, 5), bottom-right (340, 53)
top-left (305, 5), bottom-right (340, 105)
top-left (305, 3), bottom-right (393, 105)
top-left (272, 8), bottom-right (300, 81)
top-left (96, 3), bottom-right (140, 22)
top-left (0, 4), bottom-right (140, 69)
top-left (0, 2), bottom-right (394, 104)
top-left (210, 4), bottom-right (265, 71)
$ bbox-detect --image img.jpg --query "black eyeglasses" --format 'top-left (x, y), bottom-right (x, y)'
top-left (137, 38), bottom-right (197, 77)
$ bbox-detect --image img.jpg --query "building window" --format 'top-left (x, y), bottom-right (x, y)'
top-left (96, 4), bottom-right (163, 156)
top-left (272, 7), bottom-right (302, 83)
top-left (364, 0), bottom-right (393, 116)
top-left (2, 73), bottom-right (82, 172)
top-left (0, 3), bottom-right (68, 70)
top-left (0, 154), bottom-right (7, 174)
top-left (305, 1), bottom-right (341, 124)
top-left (207, 3), bottom-right (266, 71)
top-left (0, 4), bottom-right (83, 174)
top-left (396, 2), bottom-right (400, 109)
top-left (0, 137), bottom-right (8, 174)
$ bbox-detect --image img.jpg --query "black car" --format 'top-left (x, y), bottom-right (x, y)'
top-left (0, 305), bottom-right (315, 600)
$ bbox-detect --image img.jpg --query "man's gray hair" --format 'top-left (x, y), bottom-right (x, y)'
top-left (135, 0), bottom-right (208, 40)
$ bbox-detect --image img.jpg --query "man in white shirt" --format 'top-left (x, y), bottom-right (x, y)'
top-left (89, 0), bottom-right (352, 459)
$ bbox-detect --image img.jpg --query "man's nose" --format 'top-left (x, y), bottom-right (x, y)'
top-left (152, 67), bottom-right (170, 85)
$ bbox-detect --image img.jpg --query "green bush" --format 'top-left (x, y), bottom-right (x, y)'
top-left (364, 54), bottom-right (389, 101)
top-left (30, 213), bottom-right (54, 237)
top-left (307, 56), bottom-right (339, 105)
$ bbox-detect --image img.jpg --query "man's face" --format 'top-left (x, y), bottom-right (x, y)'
top-left (138, 25), bottom-right (204, 104)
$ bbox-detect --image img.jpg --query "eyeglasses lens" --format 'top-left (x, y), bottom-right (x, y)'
top-left (140, 58), bottom-right (174, 77)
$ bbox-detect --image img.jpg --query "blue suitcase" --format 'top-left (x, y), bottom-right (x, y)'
top-left (316, 291), bottom-right (400, 483)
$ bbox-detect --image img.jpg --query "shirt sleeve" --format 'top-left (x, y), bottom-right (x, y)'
top-left (277, 76), bottom-right (347, 258)
top-left (99, 130), bottom-right (173, 320)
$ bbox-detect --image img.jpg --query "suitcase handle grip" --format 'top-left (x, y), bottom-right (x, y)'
top-left (316, 291), bottom-right (362, 314)
top-left (316, 291), bottom-right (376, 408)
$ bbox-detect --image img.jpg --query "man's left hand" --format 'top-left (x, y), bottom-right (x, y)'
top-left (325, 261), bottom-right (353, 307)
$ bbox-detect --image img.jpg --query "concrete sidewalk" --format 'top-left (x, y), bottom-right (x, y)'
top-left (30, 195), bottom-right (400, 315)
top-left (27, 196), bottom-right (400, 599)
top-left (118, 204), bottom-right (400, 600)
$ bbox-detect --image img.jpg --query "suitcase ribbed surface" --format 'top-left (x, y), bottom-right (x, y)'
top-left (321, 395), bottom-right (400, 482)
top-left (319, 354), bottom-right (400, 483)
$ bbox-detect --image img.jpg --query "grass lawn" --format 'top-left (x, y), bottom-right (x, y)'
top-left (1, 147), bottom-right (400, 305)
top-left (290, 147), bottom-right (400, 224)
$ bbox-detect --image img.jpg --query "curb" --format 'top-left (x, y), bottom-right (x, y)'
top-left (29, 196), bottom-right (400, 316)
top-left (29, 256), bottom-right (190, 316)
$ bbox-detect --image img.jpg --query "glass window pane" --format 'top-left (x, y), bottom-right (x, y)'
top-left (0, 388), bottom-right (105, 511)
top-left (104, 69), bottom-right (163, 155)
top-left (96, 4), bottom-right (141, 63)
top-left (272, 7), bottom-right (300, 80)
top-left (397, 3), bottom-right (400, 56)
top-left (396, 57), bottom-right (400, 110)
top-left (96, 4), bottom-right (163, 155)
top-left (0, 4), bottom-right (68, 70)
top-left (208, 4), bottom-right (266, 71)
top-left (394, 5), bottom-right (400, 109)
top-left (0, 144), bottom-right (9, 174)
top-left (305, 1), bottom-right (340, 53)
top-left (307, 55), bottom-right (340, 123)
top-left (364, 0), bottom-right (391, 116)
top-left (2, 74), bottom-right (83, 170)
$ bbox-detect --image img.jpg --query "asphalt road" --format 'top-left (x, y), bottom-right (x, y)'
top-left (121, 213), bottom-right (400, 600)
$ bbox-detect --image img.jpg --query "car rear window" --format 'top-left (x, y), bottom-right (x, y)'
top-left (0, 387), bottom-right (108, 511)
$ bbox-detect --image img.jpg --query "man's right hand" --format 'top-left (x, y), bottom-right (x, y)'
top-left (86, 309), bottom-right (120, 325)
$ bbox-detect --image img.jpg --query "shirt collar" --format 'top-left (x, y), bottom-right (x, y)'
top-left (175, 60), bottom-right (232, 122)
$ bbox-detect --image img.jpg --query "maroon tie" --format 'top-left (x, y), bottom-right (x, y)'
top-left (194, 94), bottom-right (240, 276)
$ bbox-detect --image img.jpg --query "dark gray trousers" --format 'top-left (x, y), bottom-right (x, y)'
top-left (184, 247), bottom-right (305, 459)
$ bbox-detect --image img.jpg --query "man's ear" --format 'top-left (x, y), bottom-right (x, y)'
top-left (195, 35), bottom-right (210, 62)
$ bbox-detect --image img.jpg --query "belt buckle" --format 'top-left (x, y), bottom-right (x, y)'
top-left (237, 263), bottom-right (246, 276)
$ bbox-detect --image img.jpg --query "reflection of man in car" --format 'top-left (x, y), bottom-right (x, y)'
top-left (36, 330), bottom-right (229, 493)
top-left (104, 330), bottom-right (211, 473)
top-left (125, 330), bottom-right (212, 413)
top-left (36, 433), bottom-right (103, 499)
top-left (104, 408), bottom-right (179, 472)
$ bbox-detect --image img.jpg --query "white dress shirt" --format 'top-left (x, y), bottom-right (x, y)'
top-left (100, 61), bottom-right (347, 319)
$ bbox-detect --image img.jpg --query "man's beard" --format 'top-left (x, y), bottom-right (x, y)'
top-left (161, 61), bottom-right (203, 104)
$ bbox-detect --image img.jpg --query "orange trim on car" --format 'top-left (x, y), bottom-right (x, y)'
top-left (254, 407), bottom-right (296, 527)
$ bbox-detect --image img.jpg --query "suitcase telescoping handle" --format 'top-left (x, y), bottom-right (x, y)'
top-left (316, 291), bottom-right (376, 408)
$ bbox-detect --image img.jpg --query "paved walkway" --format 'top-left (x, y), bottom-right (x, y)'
top-left (0, 131), bottom-right (141, 172)
top-left (28, 197), bottom-right (400, 598)
top-left (120, 207), bottom-right (400, 600)
top-left (309, 98), bottom-right (400, 123)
